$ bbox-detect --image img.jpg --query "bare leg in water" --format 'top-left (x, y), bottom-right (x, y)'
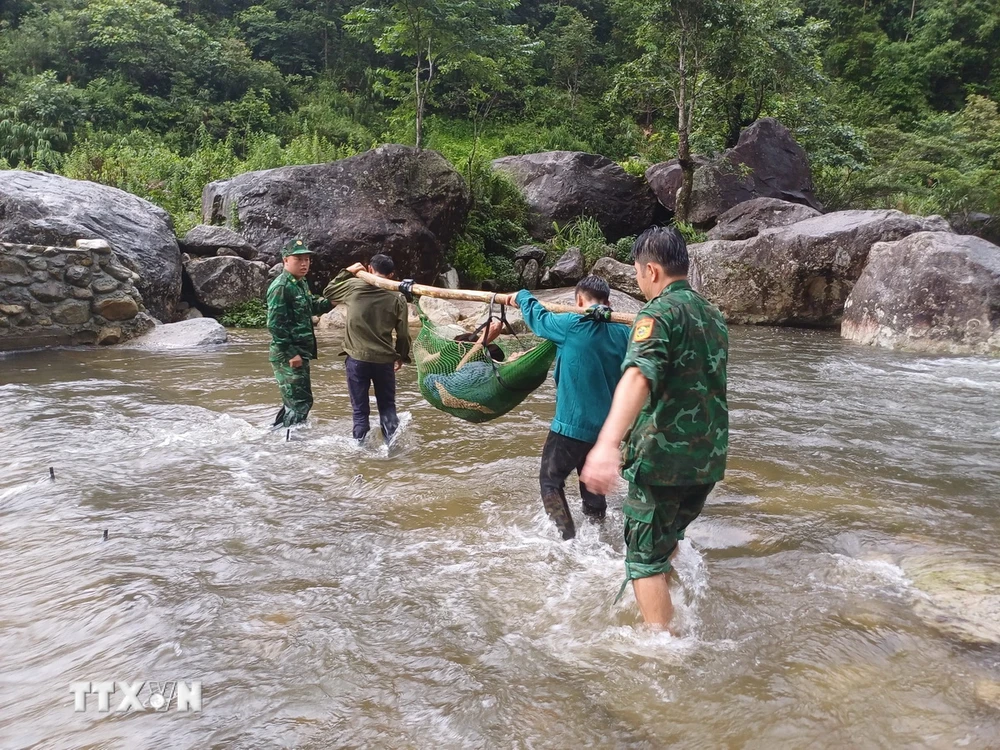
top-left (632, 546), bottom-right (682, 631)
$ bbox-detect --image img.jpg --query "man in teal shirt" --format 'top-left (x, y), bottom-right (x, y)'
top-left (509, 276), bottom-right (630, 539)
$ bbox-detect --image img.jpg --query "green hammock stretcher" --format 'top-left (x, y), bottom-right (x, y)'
top-left (413, 301), bottom-right (557, 423)
top-left (348, 270), bottom-right (635, 424)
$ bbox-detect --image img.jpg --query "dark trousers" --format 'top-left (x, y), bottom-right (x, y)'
top-left (345, 356), bottom-right (398, 441)
top-left (540, 430), bottom-right (606, 518)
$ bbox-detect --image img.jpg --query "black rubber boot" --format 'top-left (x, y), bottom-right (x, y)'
top-left (542, 491), bottom-right (576, 540)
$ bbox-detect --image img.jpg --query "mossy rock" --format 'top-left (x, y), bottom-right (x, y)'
top-left (904, 558), bottom-right (1000, 645)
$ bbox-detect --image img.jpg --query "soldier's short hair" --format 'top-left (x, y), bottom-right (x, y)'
top-left (370, 254), bottom-right (395, 275)
top-left (631, 226), bottom-right (689, 276)
top-left (575, 275), bottom-right (610, 305)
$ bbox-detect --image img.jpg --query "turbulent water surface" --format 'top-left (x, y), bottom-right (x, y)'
top-left (2, 327), bottom-right (1000, 749)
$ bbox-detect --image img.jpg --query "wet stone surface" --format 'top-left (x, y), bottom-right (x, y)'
top-left (0, 241), bottom-right (148, 351)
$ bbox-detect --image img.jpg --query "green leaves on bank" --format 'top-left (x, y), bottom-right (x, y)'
top-left (0, 0), bottom-right (998, 283)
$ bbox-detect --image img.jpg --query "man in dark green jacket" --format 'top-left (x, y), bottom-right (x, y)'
top-left (510, 276), bottom-right (630, 540)
top-left (267, 239), bottom-right (332, 427)
top-left (323, 255), bottom-right (411, 443)
top-left (582, 226), bottom-right (729, 631)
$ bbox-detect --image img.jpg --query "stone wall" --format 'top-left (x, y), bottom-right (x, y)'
top-left (0, 240), bottom-right (153, 352)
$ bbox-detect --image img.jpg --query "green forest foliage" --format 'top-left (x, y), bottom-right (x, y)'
top-left (1, 0), bottom-right (998, 272)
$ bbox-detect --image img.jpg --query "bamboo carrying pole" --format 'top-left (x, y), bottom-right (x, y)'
top-left (353, 270), bottom-right (638, 325)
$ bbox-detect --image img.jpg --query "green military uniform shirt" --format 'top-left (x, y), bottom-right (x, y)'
top-left (620, 279), bottom-right (729, 487)
top-left (322, 270), bottom-right (411, 364)
top-left (267, 271), bottom-right (332, 362)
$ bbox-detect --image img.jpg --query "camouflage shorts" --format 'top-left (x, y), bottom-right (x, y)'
top-left (622, 482), bottom-right (715, 581)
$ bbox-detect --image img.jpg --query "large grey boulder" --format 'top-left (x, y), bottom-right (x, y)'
top-left (707, 198), bottom-right (822, 241)
top-left (0, 170), bottom-right (181, 320)
top-left (591, 256), bottom-right (642, 299)
top-left (514, 245), bottom-right (547, 263)
top-left (201, 145), bottom-right (469, 290)
top-left (540, 248), bottom-right (585, 288)
top-left (643, 156), bottom-right (711, 217)
top-left (413, 296), bottom-right (463, 326)
top-left (690, 210), bottom-right (951, 327)
top-left (514, 257), bottom-right (542, 290)
top-left (127, 317), bottom-right (228, 349)
top-left (183, 256), bottom-right (269, 313)
top-left (513, 245), bottom-right (546, 290)
top-left (436, 266), bottom-right (460, 289)
top-left (841, 232), bottom-right (1000, 354)
top-left (949, 212), bottom-right (1000, 246)
top-left (316, 305), bottom-right (348, 334)
top-left (646, 119), bottom-right (821, 227)
top-left (492, 151), bottom-right (657, 241)
top-left (181, 225), bottom-right (257, 260)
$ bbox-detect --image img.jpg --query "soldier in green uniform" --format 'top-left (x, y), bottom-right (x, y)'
top-left (582, 226), bottom-right (728, 631)
top-left (267, 239), bottom-right (332, 427)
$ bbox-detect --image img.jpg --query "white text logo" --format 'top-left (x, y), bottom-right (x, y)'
top-left (70, 681), bottom-right (202, 712)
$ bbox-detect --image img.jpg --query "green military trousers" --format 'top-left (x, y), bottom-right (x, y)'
top-left (271, 357), bottom-right (313, 427)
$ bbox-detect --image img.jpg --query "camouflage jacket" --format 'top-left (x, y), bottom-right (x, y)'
top-left (267, 271), bottom-right (332, 362)
top-left (620, 279), bottom-right (729, 486)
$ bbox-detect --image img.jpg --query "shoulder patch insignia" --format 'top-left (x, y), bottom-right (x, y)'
top-left (633, 317), bottom-right (654, 342)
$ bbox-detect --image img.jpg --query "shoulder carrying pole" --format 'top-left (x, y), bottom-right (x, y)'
top-left (353, 270), bottom-right (638, 325)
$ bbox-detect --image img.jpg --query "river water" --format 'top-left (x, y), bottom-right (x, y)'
top-left (1, 327), bottom-right (999, 749)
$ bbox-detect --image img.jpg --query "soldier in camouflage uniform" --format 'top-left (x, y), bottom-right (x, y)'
top-left (267, 239), bottom-right (332, 427)
top-left (582, 226), bottom-right (728, 630)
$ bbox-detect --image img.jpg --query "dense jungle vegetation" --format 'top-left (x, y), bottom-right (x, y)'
top-left (1, 0), bottom-right (998, 281)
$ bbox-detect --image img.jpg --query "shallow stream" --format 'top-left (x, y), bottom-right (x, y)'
top-left (2, 327), bottom-right (999, 748)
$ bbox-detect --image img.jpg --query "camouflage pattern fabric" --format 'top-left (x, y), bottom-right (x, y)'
top-left (620, 279), bottom-right (729, 487)
top-left (271, 357), bottom-right (313, 427)
top-left (267, 271), bottom-right (332, 426)
top-left (617, 482), bottom-right (715, 599)
top-left (267, 271), bottom-right (332, 363)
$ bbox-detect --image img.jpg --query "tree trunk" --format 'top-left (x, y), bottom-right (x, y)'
top-left (905, 0), bottom-right (917, 42)
top-left (467, 116), bottom-right (480, 204)
top-left (414, 39), bottom-right (434, 151)
top-left (414, 56), bottom-right (423, 150)
top-left (675, 42), bottom-right (694, 223)
top-left (724, 92), bottom-right (746, 149)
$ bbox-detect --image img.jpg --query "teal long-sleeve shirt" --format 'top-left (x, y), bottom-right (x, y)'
top-left (515, 289), bottom-right (630, 443)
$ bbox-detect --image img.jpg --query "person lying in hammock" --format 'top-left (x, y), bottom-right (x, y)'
top-left (420, 320), bottom-right (514, 412)
top-left (454, 321), bottom-right (505, 362)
